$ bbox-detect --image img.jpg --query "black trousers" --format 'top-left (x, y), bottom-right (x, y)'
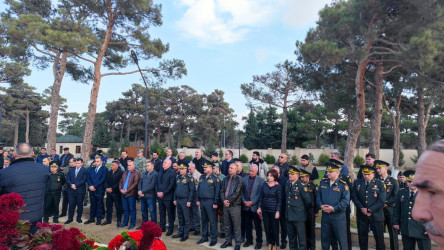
top-left (177, 200), bottom-right (191, 236)
top-left (106, 192), bottom-right (122, 223)
top-left (244, 209), bottom-right (263, 244)
top-left (200, 199), bottom-right (217, 241)
top-left (305, 207), bottom-right (316, 250)
top-left (263, 211), bottom-right (280, 246)
top-left (287, 220), bottom-right (306, 249)
top-left (158, 198), bottom-right (175, 232)
top-left (61, 189), bottom-right (69, 215)
top-left (280, 208), bottom-right (288, 244)
top-left (401, 234), bottom-right (431, 250)
top-left (384, 208), bottom-right (399, 250)
top-left (68, 191), bottom-right (86, 221)
top-left (44, 192), bottom-right (61, 221)
top-left (357, 213), bottom-right (386, 250)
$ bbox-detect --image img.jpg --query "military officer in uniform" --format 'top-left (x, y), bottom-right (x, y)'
top-left (317, 162), bottom-right (350, 250)
top-left (197, 162), bottom-right (221, 246)
top-left (135, 149), bottom-right (147, 174)
top-left (173, 163), bottom-right (195, 241)
top-left (397, 171), bottom-right (407, 190)
top-left (286, 166), bottom-right (311, 250)
top-left (393, 170), bottom-right (431, 250)
top-left (44, 161), bottom-right (66, 223)
top-left (376, 160), bottom-right (399, 250)
top-left (299, 167), bottom-right (319, 250)
top-left (352, 165), bottom-right (387, 250)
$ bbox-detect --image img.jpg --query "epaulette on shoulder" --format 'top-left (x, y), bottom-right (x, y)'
top-left (340, 179), bottom-right (346, 184)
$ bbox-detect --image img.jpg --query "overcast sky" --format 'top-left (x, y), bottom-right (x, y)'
top-left (23, 0), bottom-right (332, 128)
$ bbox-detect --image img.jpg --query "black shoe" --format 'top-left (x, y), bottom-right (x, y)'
top-left (234, 245), bottom-right (240, 250)
top-left (220, 241), bottom-right (232, 248)
top-left (189, 228), bottom-right (195, 232)
top-left (53, 219), bottom-right (59, 223)
top-left (161, 228), bottom-right (166, 232)
top-left (96, 221), bottom-right (101, 225)
top-left (101, 221), bottom-right (111, 226)
top-left (76, 219), bottom-right (83, 223)
top-left (128, 226), bottom-right (135, 230)
top-left (136, 226), bottom-right (141, 230)
top-left (280, 242), bottom-right (287, 249)
top-left (197, 238), bottom-right (208, 244)
top-left (255, 243), bottom-right (262, 249)
top-left (166, 231), bottom-right (174, 236)
top-left (59, 213), bottom-right (66, 217)
top-left (193, 230), bottom-right (200, 236)
top-left (117, 223), bottom-right (127, 228)
top-left (64, 219), bottom-right (73, 224)
top-left (84, 220), bottom-right (95, 225)
top-left (180, 236), bottom-right (188, 242)
top-left (209, 241), bottom-right (217, 246)
top-left (220, 233), bottom-right (225, 238)
top-left (172, 233), bottom-right (182, 238)
top-left (243, 241), bottom-right (253, 247)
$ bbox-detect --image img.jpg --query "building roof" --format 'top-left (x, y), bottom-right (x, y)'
top-left (56, 135), bottom-right (83, 143)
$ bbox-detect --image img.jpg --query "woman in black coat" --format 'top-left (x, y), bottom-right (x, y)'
top-left (257, 169), bottom-right (282, 250)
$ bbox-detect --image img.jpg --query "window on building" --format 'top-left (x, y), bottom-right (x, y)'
top-left (59, 146), bottom-right (63, 154)
top-left (76, 146), bottom-right (81, 154)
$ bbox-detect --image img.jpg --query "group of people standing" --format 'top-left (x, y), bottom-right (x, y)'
top-left (0, 143), bottom-right (434, 250)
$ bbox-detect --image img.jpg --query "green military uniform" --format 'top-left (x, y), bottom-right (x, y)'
top-left (44, 162), bottom-right (66, 223)
top-left (351, 165), bottom-right (387, 250)
top-left (375, 160), bottom-right (400, 250)
top-left (286, 167), bottom-right (311, 250)
top-left (173, 164), bottom-right (195, 241)
top-left (300, 168), bottom-right (319, 250)
top-left (392, 170), bottom-right (431, 250)
top-left (197, 163), bottom-right (221, 245)
top-left (135, 149), bottom-right (148, 174)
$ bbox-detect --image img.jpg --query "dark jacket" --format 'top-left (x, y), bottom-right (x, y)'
top-left (47, 171), bottom-right (65, 193)
top-left (220, 174), bottom-right (243, 207)
top-left (302, 180), bottom-right (320, 212)
top-left (352, 178), bottom-right (386, 221)
top-left (119, 170), bottom-right (141, 197)
top-left (151, 158), bottom-right (163, 173)
top-left (51, 154), bottom-right (60, 164)
top-left (275, 161), bottom-right (291, 178)
top-left (259, 182), bottom-right (283, 213)
top-left (381, 175), bottom-right (399, 215)
top-left (241, 175), bottom-right (265, 212)
top-left (197, 173), bottom-right (221, 205)
top-left (286, 180), bottom-right (311, 221)
top-left (119, 157), bottom-right (129, 171)
top-left (87, 166), bottom-right (108, 191)
top-left (59, 153), bottom-right (74, 168)
top-left (138, 171), bottom-right (158, 199)
top-left (66, 167), bottom-right (88, 194)
top-left (221, 158), bottom-right (235, 176)
top-left (192, 156), bottom-right (208, 175)
top-left (174, 174), bottom-right (194, 202)
top-left (36, 153), bottom-right (50, 164)
top-left (105, 168), bottom-right (124, 194)
top-left (156, 167), bottom-right (176, 200)
top-left (317, 177), bottom-right (350, 213)
top-left (176, 157), bottom-right (190, 167)
top-left (299, 163), bottom-right (319, 180)
top-left (393, 189), bottom-right (429, 239)
top-left (0, 158), bottom-right (49, 222)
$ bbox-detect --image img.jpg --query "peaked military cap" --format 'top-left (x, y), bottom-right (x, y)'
top-left (374, 160), bottom-right (390, 169)
top-left (179, 162), bottom-right (189, 169)
top-left (360, 165), bottom-right (376, 175)
top-left (299, 167), bottom-right (311, 177)
top-left (288, 165), bottom-right (300, 175)
top-left (326, 161), bottom-right (340, 172)
top-left (49, 161), bottom-right (59, 167)
top-left (203, 162), bottom-right (214, 168)
top-left (403, 169), bottom-right (415, 182)
top-left (329, 158), bottom-right (343, 166)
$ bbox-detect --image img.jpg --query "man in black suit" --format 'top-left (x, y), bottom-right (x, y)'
top-left (65, 158), bottom-right (88, 224)
top-left (156, 158), bottom-right (177, 235)
top-left (103, 160), bottom-right (124, 226)
top-left (84, 156), bottom-right (108, 225)
top-left (151, 152), bottom-right (163, 173)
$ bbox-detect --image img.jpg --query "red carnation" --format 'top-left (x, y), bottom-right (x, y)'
top-left (0, 193), bottom-right (24, 211)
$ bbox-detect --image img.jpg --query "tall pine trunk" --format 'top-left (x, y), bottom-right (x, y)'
top-left (81, 21), bottom-right (114, 161)
top-left (46, 52), bottom-right (68, 151)
top-left (14, 117), bottom-right (19, 146)
top-left (369, 62), bottom-right (383, 159)
top-left (25, 107), bottom-right (29, 143)
top-left (417, 85), bottom-right (433, 156)
top-left (384, 94), bottom-right (402, 172)
top-left (281, 102), bottom-right (288, 153)
top-left (176, 123), bottom-right (183, 149)
top-left (344, 59), bottom-right (368, 179)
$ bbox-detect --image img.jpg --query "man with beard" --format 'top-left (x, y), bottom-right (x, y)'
top-left (151, 152), bottom-right (163, 173)
top-left (249, 151), bottom-right (268, 179)
top-left (393, 170), bottom-right (431, 250)
top-left (299, 154), bottom-right (319, 180)
top-left (412, 139), bottom-right (444, 249)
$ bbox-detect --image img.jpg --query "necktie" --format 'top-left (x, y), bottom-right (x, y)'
top-left (410, 191), bottom-right (414, 200)
top-left (123, 172), bottom-right (131, 190)
top-left (95, 167), bottom-right (99, 173)
top-left (75, 168), bottom-right (79, 178)
top-left (365, 181), bottom-right (369, 189)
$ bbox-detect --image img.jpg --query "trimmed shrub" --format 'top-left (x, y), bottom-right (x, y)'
top-left (240, 154), bottom-right (249, 163)
top-left (290, 155), bottom-right (299, 165)
top-left (353, 155), bottom-right (365, 168)
top-left (317, 153), bottom-right (330, 166)
top-left (264, 154), bottom-right (276, 165)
